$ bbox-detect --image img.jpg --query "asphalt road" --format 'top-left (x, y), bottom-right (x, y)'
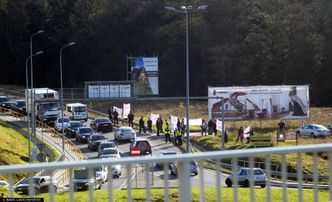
top-left (66, 120), bottom-right (228, 190)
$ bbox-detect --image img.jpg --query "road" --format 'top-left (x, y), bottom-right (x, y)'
top-left (68, 120), bottom-right (228, 190)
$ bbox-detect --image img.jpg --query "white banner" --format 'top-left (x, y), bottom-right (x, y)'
top-left (113, 106), bottom-right (123, 118)
top-left (150, 114), bottom-right (159, 124)
top-left (216, 119), bottom-right (222, 131)
top-left (184, 118), bottom-right (202, 126)
top-left (123, 103), bottom-right (131, 118)
top-left (170, 115), bottom-right (178, 131)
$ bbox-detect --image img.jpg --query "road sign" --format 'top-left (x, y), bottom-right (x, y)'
top-left (131, 147), bottom-right (141, 157)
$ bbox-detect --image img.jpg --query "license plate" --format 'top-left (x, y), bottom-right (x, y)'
top-left (76, 186), bottom-right (82, 189)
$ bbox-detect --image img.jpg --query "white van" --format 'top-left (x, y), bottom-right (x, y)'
top-left (66, 103), bottom-right (88, 121)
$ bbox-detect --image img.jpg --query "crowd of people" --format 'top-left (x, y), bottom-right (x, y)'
top-left (108, 106), bottom-right (288, 146)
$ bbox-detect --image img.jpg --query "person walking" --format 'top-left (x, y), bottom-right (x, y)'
top-left (156, 118), bottom-right (161, 136)
top-left (108, 108), bottom-right (113, 123)
top-left (139, 116), bottom-right (146, 134)
top-left (208, 119), bottom-right (213, 135)
top-left (278, 120), bottom-right (286, 135)
top-left (112, 109), bottom-right (119, 124)
top-left (159, 117), bottom-right (164, 133)
top-left (201, 119), bottom-right (207, 136)
top-left (128, 111), bottom-right (134, 127)
top-left (213, 119), bottom-right (217, 136)
top-left (164, 120), bottom-right (171, 143)
top-left (174, 128), bottom-right (181, 145)
top-left (236, 126), bottom-right (244, 144)
top-left (147, 118), bottom-right (152, 134)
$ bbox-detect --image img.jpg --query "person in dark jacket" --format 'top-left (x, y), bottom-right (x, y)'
top-left (147, 118), bottom-right (152, 134)
top-left (127, 111), bottom-right (134, 127)
top-left (112, 109), bottom-right (119, 124)
top-left (139, 116), bottom-right (145, 134)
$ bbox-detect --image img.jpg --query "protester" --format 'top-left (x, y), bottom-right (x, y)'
top-left (164, 120), bottom-right (171, 143)
top-left (208, 119), bottom-right (214, 135)
top-left (201, 119), bottom-right (208, 136)
top-left (112, 109), bottom-right (119, 124)
top-left (147, 118), bottom-right (152, 134)
top-left (139, 116), bottom-right (146, 134)
top-left (156, 118), bottom-right (161, 136)
top-left (278, 120), bottom-right (286, 135)
top-left (213, 119), bottom-right (217, 136)
top-left (236, 126), bottom-right (244, 144)
top-left (128, 111), bottom-right (134, 127)
top-left (108, 108), bottom-right (113, 123)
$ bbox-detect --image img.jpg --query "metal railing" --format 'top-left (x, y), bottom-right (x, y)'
top-left (0, 144), bottom-right (331, 202)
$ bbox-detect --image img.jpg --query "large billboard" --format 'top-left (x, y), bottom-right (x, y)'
top-left (128, 57), bottom-right (159, 96)
top-left (208, 85), bottom-right (309, 120)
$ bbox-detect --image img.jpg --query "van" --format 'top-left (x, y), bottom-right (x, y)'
top-left (66, 103), bottom-right (88, 121)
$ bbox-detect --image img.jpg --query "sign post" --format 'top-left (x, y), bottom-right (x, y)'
top-left (131, 147), bottom-right (141, 188)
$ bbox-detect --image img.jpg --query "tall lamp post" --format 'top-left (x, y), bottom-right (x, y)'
top-left (165, 5), bottom-right (208, 153)
top-left (59, 42), bottom-right (75, 158)
top-left (25, 51), bottom-right (43, 163)
top-left (30, 30), bottom-right (44, 145)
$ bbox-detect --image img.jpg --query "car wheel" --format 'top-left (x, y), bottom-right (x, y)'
top-left (54, 186), bottom-right (57, 193)
top-left (225, 179), bottom-right (232, 187)
top-left (243, 180), bottom-right (249, 187)
top-left (311, 133), bottom-right (316, 138)
top-left (261, 184), bottom-right (266, 188)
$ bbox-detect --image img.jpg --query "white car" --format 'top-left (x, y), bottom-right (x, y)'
top-left (95, 166), bottom-right (108, 183)
top-left (54, 117), bottom-right (70, 132)
top-left (296, 124), bottom-right (330, 138)
top-left (114, 126), bottom-right (136, 142)
top-left (225, 168), bottom-right (266, 188)
top-left (0, 180), bottom-right (10, 189)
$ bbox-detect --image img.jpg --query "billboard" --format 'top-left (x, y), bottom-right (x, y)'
top-left (208, 85), bottom-right (309, 120)
top-left (128, 57), bottom-right (159, 96)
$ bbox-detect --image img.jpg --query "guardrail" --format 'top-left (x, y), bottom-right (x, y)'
top-left (0, 144), bottom-right (331, 201)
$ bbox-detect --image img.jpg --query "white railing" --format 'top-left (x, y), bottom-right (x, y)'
top-left (0, 144), bottom-right (331, 202)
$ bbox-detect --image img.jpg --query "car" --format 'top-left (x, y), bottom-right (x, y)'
top-left (98, 148), bottom-right (121, 159)
top-left (111, 161), bottom-right (122, 178)
top-left (0, 99), bottom-right (16, 109)
top-left (0, 96), bottom-right (9, 104)
top-left (296, 124), bottom-right (330, 138)
top-left (225, 167), bottom-right (266, 188)
top-left (65, 121), bottom-right (84, 137)
top-left (169, 160), bottom-right (198, 176)
top-left (155, 150), bottom-right (177, 168)
top-left (73, 169), bottom-right (102, 191)
top-left (95, 166), bottom-right (108, 183)
top-left (97, 141), bottom-right (117, 157)
top-left (14, 176), bottom-right (58, 195)
top-left (54, 117), bottom-right (70, 132)
top-left (129, 138), bottom-right (152, 155)
top-left (114, 126), bottom-right (136, 142)
top-left (87, 134), bottom-right (107, 150)
top-left (75, 127), bottom-right (95, 142)
top-left (0, 180), bottom-right (10, 190)
top-left (10, 99), bottom-right (26, 115)
top-left (90, 118), bottom-right (113, 132)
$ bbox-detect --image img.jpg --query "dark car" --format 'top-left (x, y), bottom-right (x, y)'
top-left (65, 121), bottom-right (84, 137)
top-left (90, 118), bottom-right (113, 133)
top-left (129, 138), bottom-right (152, 155)
top-left (170, 160), bottom-right (198, 176)
top-left (87, 134), bottom-right (106, 150)
top-left (75, 127), bottom-right (95, 142)
top-left (14, 176), bottom-right (58, 195)
top-left (10, 100), bottom-right (26, 115)
top-left (0, 96), bottom-right (9, 104)
top-left (0, 99), bottom-right (16, 109)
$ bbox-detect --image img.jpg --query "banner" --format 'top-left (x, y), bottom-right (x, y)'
top-left (129, 57), bottom-right (159, 96)
top-left (113, 106), bottom-right (123, 118)
top-left (208, 85), bottom-right (309, 121)
top-left (123, 103), bottom-right (131, 118)
top-left (170, 115), bottom-right (178, 131)
top-left (150, 114), bottom-right (159, 124)
top-left (184, 118), bottom-right (202, 126)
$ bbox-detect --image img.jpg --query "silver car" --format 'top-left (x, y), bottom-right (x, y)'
top-left (169, 160), bottom-right (198, 176)
top-left (114, 126), bottom-right (136, 142)
top-left (225, 167), bottom-right (266, 188)
top-left (54, 117), bottom-right (70, 132)
top-left (296, 124), bottom-right (330, 138)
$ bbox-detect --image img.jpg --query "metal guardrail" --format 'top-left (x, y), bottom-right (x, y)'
top-left (0, 144), bottom-right (331, 201)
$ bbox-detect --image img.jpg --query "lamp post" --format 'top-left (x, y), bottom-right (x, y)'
top-left (25, 51), bottom-right (43, 163)
top-left (165, 5), bottom-right (208, 153)
top-left (59, 42), bottom-right (75, 158)
top-left (30, 30), bottom-right (44, 145)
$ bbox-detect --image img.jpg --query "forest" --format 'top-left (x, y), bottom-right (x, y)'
top-left (1, 0), bottom-right (332, 106)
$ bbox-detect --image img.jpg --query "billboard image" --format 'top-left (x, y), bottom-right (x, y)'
top-left (208, 85), bottom-right (309, 120)
top-left (130, 57), bottom-right (159, 96)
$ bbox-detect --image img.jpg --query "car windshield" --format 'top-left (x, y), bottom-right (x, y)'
top-left (120, 128), bottom-right (133, 133)
top-left (315, 125), bottom-right (327, 130)
top-left (102, 149), bottom-right (117, 155)
top-left (20, 178), bottom-right (39, 185)
top-left (97, 119), bottom-right (109, 123)
top-left (71, 122), bottom-right (83, 127)
top-left (101, 143), bottom-right (115, 149)
top-left (79, 128), bottom-right (93, 133)
top-left (58, 118), bottom-right (70, 123)
top-left (41, 102), bottom-right (59, 110)
top-left (91, 135), bottom-right (105, 141)
top-left (254, 170), bottom-right (264, 175)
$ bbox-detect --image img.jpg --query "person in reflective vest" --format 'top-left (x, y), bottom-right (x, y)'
top-left (174, 128), bottom-right (182, 145)
top-left (164, 120), bottom-right (171, 144)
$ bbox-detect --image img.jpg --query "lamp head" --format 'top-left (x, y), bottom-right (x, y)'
top-left (68, 42), bottom-right (75, 46)
top-left (37, 30), bottom-right (44, 34)
top-left (197, 5), bottom-right (208, 10)
top-left (36, 51), bottom-right (44, 55)
top-left (165, 6), bottom-right (176, 11)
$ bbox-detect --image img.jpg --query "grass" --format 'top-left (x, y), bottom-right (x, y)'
top-left (0, 124), bottom-right (31, 182)
top-left (35, 188), bottom-right (328, 202)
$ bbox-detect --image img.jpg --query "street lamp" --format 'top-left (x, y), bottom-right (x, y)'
top-left (165, 5), bottom-right (208, 153)
top-left (60, 42), bottom-right (75, 158)
top-left (30, 30), bottom-right (44, 145)
top-left (25, 51), bottom-right (43, 163)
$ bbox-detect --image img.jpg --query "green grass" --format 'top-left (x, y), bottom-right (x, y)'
top-left (35, 188), bottom-right (328, 202)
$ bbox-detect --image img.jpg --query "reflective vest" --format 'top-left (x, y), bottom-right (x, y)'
top-left (165, 123), bottom-right (170, 135)
top-left (175, 130), bottom-right (181, 137)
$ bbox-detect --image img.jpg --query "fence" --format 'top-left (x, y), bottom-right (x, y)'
top-left (0, 144), bottom-right (331, 202)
